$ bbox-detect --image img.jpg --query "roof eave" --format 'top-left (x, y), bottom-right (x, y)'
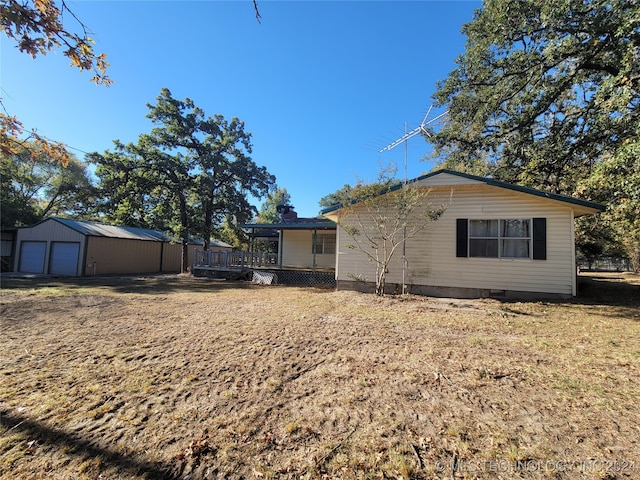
top-left (320, 169), bottom-right (606, 215)
top-left (241, 222), bottom-right (336, 230)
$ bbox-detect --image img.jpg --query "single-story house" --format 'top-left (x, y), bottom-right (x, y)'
top-left (321, 169), bottom-right (606, 298)
top-left (13, 217), bottom-right (232, 277)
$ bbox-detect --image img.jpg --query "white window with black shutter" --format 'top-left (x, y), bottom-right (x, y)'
top-left (456, 218), bottom-right (546, 260)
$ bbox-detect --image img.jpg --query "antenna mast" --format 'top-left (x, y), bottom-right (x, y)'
top-left (379, 106), bottom-right (447, 179)
top-left (378, 105), bottom-right (447, 294)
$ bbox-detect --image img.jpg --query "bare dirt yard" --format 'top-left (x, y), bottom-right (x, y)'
top-left (1, 272), bottom-right (639, 479)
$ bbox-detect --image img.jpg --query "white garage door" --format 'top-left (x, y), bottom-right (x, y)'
top-left (19, 241), bottom-right (46, 273)
top-left (50, 242), bottom-right (80, 276)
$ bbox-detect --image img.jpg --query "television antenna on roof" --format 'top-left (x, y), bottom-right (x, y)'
top-left (379, 105), bottom-right (447, 184)
top-left (378, 105), bottom-right (447, 295)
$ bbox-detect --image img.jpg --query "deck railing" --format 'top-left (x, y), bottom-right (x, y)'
top-left (194, 250), bottom-right (278, 270)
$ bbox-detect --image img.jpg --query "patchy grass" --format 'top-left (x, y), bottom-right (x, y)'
top-left (0, 272), bottom-right (639, 479)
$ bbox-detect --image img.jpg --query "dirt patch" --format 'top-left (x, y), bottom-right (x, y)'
top-left (1, 273), bottom-right (639, 479)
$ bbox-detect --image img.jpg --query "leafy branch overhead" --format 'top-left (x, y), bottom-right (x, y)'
top-left (432, 0), bottom-right (640, 194)
top-left (1, 114), bottom-right (72, 166)
top-left (1, 0), bottom-right (112, 85)
top-left (1, 0), bottom-right (112, 165)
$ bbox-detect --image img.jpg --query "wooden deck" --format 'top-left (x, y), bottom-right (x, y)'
top-left (192, 250), bottom-right (336, 286)
top-left (193, 250), bottom-right (278, 272)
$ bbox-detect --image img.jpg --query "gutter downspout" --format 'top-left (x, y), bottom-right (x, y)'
top-left (81, 237), bottom-right (89, 276)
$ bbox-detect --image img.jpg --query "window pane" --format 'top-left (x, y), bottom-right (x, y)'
top-left (502, 219), bottom-right (530, 238)
top-left (502, 239), bottom-right (530, 258)
top-left (324, 235), bottom-right (336, 254)
top-left (313, 234), bottom-right (336, 255)
top-left (470, 220), bottom-right (498, 237)
top-left (469, 239), bottom-right (498, 257)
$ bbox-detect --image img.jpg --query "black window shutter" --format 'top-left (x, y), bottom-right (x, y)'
top-left (533, 217), bottom-right (547, 260)
top-left (456, 219), bottom-right (468, 257)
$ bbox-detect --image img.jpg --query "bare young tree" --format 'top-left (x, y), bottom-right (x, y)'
top-left (335, 170), bottom-right (448, 296)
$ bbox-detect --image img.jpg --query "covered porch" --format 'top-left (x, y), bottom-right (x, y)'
top-left (192, 217), bottom-right (337, 286)
top-left (242, 217), bottom-right (337, 272)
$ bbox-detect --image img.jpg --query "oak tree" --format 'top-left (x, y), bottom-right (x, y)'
top-left (1, 140), bottom-right (95, 228)
top-left (432, 0), bottom-right (639, 194)
top-left (90, 89), bottom-right (275, 272)
top-left (576, 139), bottom-right (640, 272)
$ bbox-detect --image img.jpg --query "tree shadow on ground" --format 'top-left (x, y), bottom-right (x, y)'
top-left (0, 409), bottom-right (179, 479)
top-left (0, 273), bottom-right (334, 296)
top-left (0, 274), bottom-right (254, 295)
top-left (576, 273), bottom-right (639, 307)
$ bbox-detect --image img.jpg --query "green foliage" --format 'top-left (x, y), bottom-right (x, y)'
top-left (577, 139), bottom-right (640, 271)
top-left (318, 184), bottom-right (353, 210)
top-left (90, 144), bottom-right (184, 232)
top-left (90, 88), bottom-right (275, 271)
top-left (1, 140), bottom-right (95, 228)
top-left (255, 188), bottom-right (292, 223)
top-left (215, 217), bottom-right (249, 250)
top-left (432, 0), bottom-right (639, 192)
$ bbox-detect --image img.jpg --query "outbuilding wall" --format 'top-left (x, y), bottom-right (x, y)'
top-left (84, 242), bottom-right (232, 276)
top-left (14, 219), bottom-right (86, 276)
top-left (84, 237), bottom-right (163, 275)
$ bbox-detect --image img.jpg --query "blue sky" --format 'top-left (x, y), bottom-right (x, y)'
top-left (1, 0), bottom-right (481, 218)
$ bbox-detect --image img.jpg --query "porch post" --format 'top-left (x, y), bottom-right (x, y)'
top-left (278, 229), bottom-right (283, 269)
top-left (312, 228), bottom-right (317, 272)
top-left (250, 228), bottom-right (254, 267)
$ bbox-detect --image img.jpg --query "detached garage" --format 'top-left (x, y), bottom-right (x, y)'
top-left (13, 218), bottom-right (232, 276)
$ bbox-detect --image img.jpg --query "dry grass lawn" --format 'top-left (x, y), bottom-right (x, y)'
top-left (1, 272), bottom-right (639, 479)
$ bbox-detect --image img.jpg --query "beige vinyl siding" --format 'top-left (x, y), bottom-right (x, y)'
top-left (85, 237), bottom-right (162, 275)
top-left (413, 172), bottom-right (483, 187)
top-left (335, 185), bottom-right (577, 296)
top-left (282, 230), bottom-right (335, 269)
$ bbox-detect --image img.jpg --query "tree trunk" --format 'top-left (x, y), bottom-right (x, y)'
top-left (202, 199), bottom-right (213, 251)
top-left (178, 192), bottom-right (189, 273)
